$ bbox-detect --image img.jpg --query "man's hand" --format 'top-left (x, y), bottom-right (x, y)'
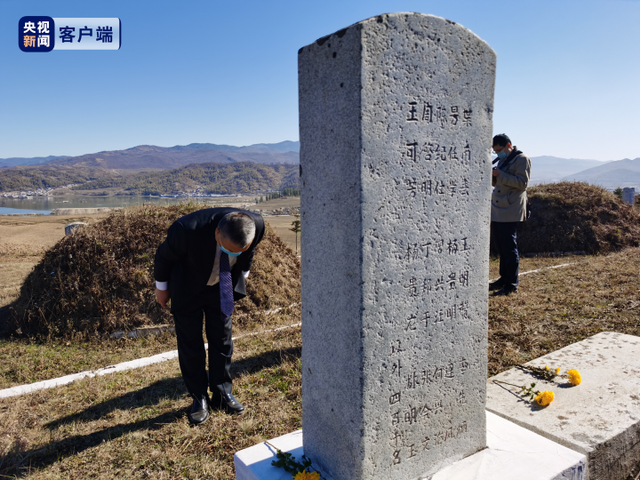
top-left (492, 167), bottom-right (501, 178)
top-left (156, 288), bottom-right (171, 309)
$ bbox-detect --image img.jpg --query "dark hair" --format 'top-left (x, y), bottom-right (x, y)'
top-left (218, 212), bottom-right (255, 247)
top-left (492, 134), bottom-right (511, 147)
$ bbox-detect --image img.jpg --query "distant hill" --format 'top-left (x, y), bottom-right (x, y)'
top-left (120, 162), bottom-right (298, 195)
top-left (529, 156), bottom-right (608, 185)
top-left (560, 158), bottom-right (640, 188)
top-left (0, 166), bottom-right (103, 192)
top-left (0, 162), bottom-right (298, 195)
top-left (0, 141), bottom-right (300, 170)
top-left (0, 155), bottom-right (70, 168)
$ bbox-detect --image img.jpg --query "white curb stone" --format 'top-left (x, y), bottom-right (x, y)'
top-left (489, 262), bottom-right (576, 284)
top-left (0, 350), bottom-right (179, 399)
top-left (487, 332), bottom-right (640, 480)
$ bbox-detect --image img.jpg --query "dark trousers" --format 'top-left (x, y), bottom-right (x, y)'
top-left (173, 284), bottom-right (234, 399)
top-left (491, 221), bottom-right (520, 289)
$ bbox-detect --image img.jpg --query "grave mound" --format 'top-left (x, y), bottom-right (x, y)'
top-left (9, 204), bottom-right (300, 339)
top-left (517, 182), bottom-right (640, 255)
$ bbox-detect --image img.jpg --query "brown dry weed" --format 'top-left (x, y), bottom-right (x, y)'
top-left (519, 182), bottom-right (640, 254)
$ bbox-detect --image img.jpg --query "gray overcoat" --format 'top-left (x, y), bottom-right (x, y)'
top-left (491, 151), bottom-right (531, 222)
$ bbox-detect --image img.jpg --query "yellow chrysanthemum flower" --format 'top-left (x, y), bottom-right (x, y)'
top-left (293, 471), bottom-right (321, 480)
top-left (555, 368), bottom-right (561, 375)
top-left (545, 365), bottom-right (549, 370)
top-left (567, 369), bottom-right (582, 386)
top-left (534, 390), bottom-right (555, 407)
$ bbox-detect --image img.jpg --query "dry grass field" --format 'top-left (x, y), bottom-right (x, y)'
top-left (254, 197), bottom-right (300, 211)
top-left (263, 216), bottom-right (300, 254)
top-left (0, 194), bottom-right (639, 479)
top-left (0, 215), bottom-right (108, 319)
top-left (254, 196), bottom-right (301, 252)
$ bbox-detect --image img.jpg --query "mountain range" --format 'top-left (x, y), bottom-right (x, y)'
top-left (529, 156), bottom-right (640, 188)
top-left (0, 141), bottom-right (300, 170)
top-left (528, 156), bottom-right (606, 184)
top-left (558, 158), bottom-right (640, 188)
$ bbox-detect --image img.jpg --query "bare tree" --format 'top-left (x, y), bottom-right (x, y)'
top-left (289, 214), bottom-right (301, 254)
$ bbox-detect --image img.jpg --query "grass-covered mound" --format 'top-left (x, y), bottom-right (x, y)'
top-left (9, 204), bottom-right (300, 339)
top-left (518, 182), bottom-right (640, 255)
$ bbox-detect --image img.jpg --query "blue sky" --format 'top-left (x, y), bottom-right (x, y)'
top-left (0, 0), bottom-right (638, 161)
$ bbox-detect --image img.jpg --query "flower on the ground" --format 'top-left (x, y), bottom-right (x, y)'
top-left (534, 390), bottom-right (555, 407)
top-left (271, 449), bottom-right (317, 479)
top-left (555, 368), bottom-right (561, 375)
top-left (517, 364), bottom-right (558, 381)
top-left (567, 369), bottom-right (582, 386)
top-left (293, 472), bottom-right (321, 480)
top-left (494, 380), bottom-right (555, 408)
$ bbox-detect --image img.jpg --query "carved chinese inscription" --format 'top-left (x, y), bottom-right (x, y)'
top-left (400, 301), bottom-right (472, 331)
top-left (401, 141), bottom-right (472, 164)
top-left (404, 177), bottom-right (471, 197)
top-left (406, 101), bottom-right (473, 127)
top-left (403, 270), bottom-right (471, 297)
top-left (404, 237), bottom-right (470, 261)
top-left (389, 420), bottom-right (471, 466)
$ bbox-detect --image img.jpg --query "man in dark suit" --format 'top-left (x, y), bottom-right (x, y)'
top-left (154, 207), bottom-right (265, 424)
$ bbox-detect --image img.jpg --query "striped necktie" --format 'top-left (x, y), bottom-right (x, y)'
top-left (219, 252), bottom-right (234, 317)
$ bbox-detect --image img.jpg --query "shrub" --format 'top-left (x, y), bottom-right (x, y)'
top-left (517, 182), bottom-right (640, 254)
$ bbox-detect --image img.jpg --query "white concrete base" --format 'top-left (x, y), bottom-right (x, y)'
top-left (234, 412), bottom-right (586, 480)
top-left (235, 430), bottom-right (306, 480)
top-left (432, 412), bottom-right (585, 480)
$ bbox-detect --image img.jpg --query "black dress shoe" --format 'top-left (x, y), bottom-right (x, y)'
top-left (213, 390), bottom-right (245, 414)
top-left (489, 280), bottom-right (505, 291)
top-left (188, 395), bottom-right (210, 425)
top-left (493, 286), bottom-right (518, 296)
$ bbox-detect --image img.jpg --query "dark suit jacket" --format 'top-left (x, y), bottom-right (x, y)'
top-left (154, 207), bottom-right (265, 314)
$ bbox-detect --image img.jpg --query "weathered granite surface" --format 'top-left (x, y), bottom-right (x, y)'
top-left (487, 332), bottom-right (640, 480)
top-left (299, 12), bottom-right (495, 480)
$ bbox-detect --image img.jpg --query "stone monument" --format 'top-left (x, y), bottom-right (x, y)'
top-left (622, 187), bottom-right (635, 205)
top-left (64, 222), bottom-right (87, 235)
top-left (299, 13), bottom-right (495, 479)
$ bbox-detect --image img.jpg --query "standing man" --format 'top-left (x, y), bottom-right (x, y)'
top-left (490, 134), bottom-right (531, 296)
top-left (155, 207), bottom-right (264, 424)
